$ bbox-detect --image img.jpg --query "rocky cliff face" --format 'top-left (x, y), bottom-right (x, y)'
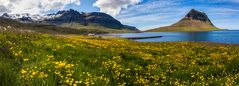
top-left (182, 9), bottom-right (214, 26)
top-left (148, 9), bottom-right (220, 32)
top-left (44, 9), bottom-right (126, 29)
top-left (44, 9), bottom-right (86, 25)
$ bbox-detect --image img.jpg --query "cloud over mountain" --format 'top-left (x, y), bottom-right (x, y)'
top-left (93, 0), bottom-right (142, 16)
top-left (0, 0), bottom-right (80, 14)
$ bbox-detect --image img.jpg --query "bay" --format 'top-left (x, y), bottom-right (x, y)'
top-left (113, 30), bottom-right (239, 44)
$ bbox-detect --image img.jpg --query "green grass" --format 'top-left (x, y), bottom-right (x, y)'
top-left (147, 19), bottom-right (220, 32)
top-left (60, 23), bottom-right (138, 33)
top-left (147, 26), bottom-right (220, 32)
top-left (1, 30), bottom-right (239, 85)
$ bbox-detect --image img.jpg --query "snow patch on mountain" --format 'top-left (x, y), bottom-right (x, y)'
top-left (2, 13), bottom-right (44, 21)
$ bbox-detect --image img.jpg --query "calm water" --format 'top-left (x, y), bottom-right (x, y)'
top-left (113, 30), bottom-right (239, 44)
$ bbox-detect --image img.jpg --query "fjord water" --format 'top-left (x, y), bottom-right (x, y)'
top-left (117, 30), bottom-right (239, 44)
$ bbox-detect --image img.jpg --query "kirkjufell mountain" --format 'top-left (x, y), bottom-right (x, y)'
top-left (148, 9), bottom-right (220, 32)
top-left (1, 9), bottom-right (139, 31)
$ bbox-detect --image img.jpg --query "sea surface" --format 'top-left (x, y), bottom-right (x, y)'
top-left (111, 30), bottom-right (239, 44)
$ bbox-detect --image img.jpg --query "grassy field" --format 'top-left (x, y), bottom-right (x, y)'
top-left (147, 19), bottom-right (220, 32)
top-left (59, 23), bottom-right (138, 34)
top-left (1, 30), bottom-right (239, 86)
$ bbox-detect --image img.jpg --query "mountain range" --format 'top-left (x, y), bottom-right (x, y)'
top-left (1, 9), bottom-right (221, 34)
top-left (1, 9), bottom-right (139, 33)
top-left (147, 9), bottom-right (220, 32)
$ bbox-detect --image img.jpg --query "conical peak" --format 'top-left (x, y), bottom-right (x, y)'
top-left (184, 9), bottom-right (211, 23)
top-left (189, 9), bottom-right (201, 13)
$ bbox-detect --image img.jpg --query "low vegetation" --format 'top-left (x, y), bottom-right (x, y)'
top-left (0, 18), bottom-right (136, 35)
top-left (1, 30), bottom-right (239, 86)
top-left (60, 23), bottom-right (138, 33)
top-left (147, 19), bottom-right (220, 32)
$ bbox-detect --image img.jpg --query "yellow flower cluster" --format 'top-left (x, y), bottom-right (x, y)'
top-left (53, 61), bottom-right (74, 69)
top-left (20, 68), bottom-right (48, 79)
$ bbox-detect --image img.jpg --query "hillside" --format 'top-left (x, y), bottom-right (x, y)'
top-left (0, 18), bottom-right (103, 34)
top-left (43, 9), bottom-right (127, 29)
top-left (0, 18), bottom-right (137, 35)
top-left (147, 9), bottom-right (220, 32)
top-left (1, 9), bottom-right (140, 33)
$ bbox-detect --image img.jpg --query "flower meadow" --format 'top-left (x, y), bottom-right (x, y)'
top-left (1, 31), bottom-right (239, 86)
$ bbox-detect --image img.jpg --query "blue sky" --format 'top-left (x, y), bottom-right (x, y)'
top-left (118, 0), bottom-right (239, 30)
top-left (71, 0), bottom-right (239, 30)
top-left (1, 0), bottom-right (239, 30)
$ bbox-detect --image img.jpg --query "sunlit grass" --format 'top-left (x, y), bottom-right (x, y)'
top-left (1, 31), bottom-right (239, 85)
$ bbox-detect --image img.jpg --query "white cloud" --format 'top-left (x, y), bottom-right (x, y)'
top-left (93, 0), bottom-right (142, 16)
top-left (0, 0), bottom-right (81, 14)
top-left (116, 0), bottom-right (189, 30)
top-left (115, 0), bottom-right (239, 30)
top-left (0, 5), bottom-right (10, 14)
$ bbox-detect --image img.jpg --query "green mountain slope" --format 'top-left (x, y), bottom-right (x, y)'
top-left (147, 9), bottom-right (220, 32)
top-left (0, 18), bottom-right (137, 35)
